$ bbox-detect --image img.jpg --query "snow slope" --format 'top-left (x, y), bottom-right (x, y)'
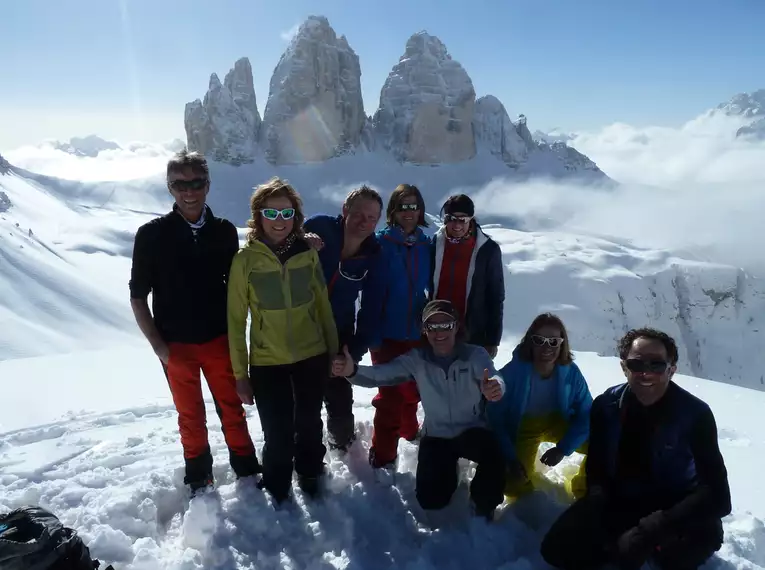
top-left (1, 153), bottom-right (764, 568)
top-left (2, 157), bottom-right (765, 391)
top-left (1, 345), bottom-right (764, 570)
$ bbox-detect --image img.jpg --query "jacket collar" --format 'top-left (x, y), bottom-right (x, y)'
top-left (382, 224), bottom-right (428, 245)
top-left (435, 222), bottom-right (490, 249)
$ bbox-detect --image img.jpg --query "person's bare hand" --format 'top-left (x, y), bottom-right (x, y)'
top-left (236, 377), bottom-right (254, 405)
top-left (153, 342), bottom-right (170, 365)
top-left (304, 232), bottom-right (325, 251)
top-left (331, 345), bottom-right (355, 377)
top-left (480, 369), bottom-right (503, 401)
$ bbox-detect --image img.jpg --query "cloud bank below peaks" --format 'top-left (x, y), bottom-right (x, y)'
top-left (475, 114), bottom-right (765, 275)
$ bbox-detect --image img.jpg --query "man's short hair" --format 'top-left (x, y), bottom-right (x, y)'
top-left (618, 328), bottom-right (679, 365)
top-left (344, 185), bottom-right (383, 210)
top-left (166, 148), bottom-right (209, 182)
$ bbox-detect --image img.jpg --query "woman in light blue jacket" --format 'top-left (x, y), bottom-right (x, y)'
top-left (487, 313), bottom-right (592, 500)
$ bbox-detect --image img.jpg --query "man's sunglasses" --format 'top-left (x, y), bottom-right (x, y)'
top-left (397, 203), bottom-right (420, 212)
top-left (260, 208), bottom-right (296, 221)
top-left (624, 359), bottom-right (670, 374)
top-left (424, 321), bottom-right (456, 332)
top-left (338, 261), bottom-right (368, 282)
top-left (169, 178), bottom-right (208, 192)
top-left (444, 214), bottom-right (472, 224)
top-left (530, 335), bottom-right (565, 348)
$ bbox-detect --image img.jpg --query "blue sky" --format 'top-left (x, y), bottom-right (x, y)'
top-left (1, 0), bottom-right (763, 148)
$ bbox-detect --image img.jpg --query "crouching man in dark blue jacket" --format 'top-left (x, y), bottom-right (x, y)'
top-left (541, 328), bottom-right (731, 570)
top-left (303, 186), bottom-right (385, 452)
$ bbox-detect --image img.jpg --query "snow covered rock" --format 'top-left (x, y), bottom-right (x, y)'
top-left (473, 102), bottom-right (606, 177)
top-left (0, 191), bottom-right (10, 212)
top-left (373, 32), bottom-right (476, 164)
top-left (0, 153), bottom-right (10, 175)
top-left (472, 96), bottom-right (529, 168)
top-left (184, 57), bottom-right (262, 165)
top-left (488, 227), bottom-right (765, 391)
top-left (51, 135), bottom-right (121, 157)
top-left (737, 116), bottom-right (765, 140)
top-left (261, 16), bottom-right (365, 164)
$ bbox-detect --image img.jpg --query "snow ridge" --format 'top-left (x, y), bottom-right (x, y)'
top-left (182, 16), bottom-right (607, 180)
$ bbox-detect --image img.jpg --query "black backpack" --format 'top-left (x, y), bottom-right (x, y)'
top-left (0, 506), bottom-right (114, 570)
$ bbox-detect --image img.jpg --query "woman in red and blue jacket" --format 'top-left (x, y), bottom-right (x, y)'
top-left (367, 183), bottom-right (433, 469)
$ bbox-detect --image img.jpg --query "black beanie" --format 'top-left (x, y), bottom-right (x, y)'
top-left (443, 194), bottom-right (475, 217)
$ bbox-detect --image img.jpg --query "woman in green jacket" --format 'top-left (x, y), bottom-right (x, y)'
top-left (228, 177), bottom-right (338, 505)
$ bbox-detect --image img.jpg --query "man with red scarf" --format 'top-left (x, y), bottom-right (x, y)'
top-left (430, 194), bottom-right (505, 358)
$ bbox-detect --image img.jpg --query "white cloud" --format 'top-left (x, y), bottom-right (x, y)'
top-left (4, 140), bottom-right (179, 182)
top-left (473, 115), bottom-right (765, 275)
top-left (280, 23), bottom-right (300, 42)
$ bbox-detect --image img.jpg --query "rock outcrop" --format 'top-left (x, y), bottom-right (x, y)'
top-left (0, 191), bottom-right (10, 212)
top-left (472, 96), bottom-right (529, 168)
top-left (0, 153), bottom-right (10, 175)
top-left (184, 57), bottom-right (261, 165)
top-left (373, 32), bottom-right (476, 164)
top-left (261, 16), bottom-right (365, 164)
top-left (737, 117), bottom-right (765, 140)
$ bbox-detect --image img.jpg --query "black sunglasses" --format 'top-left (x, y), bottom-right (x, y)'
top-left (624, 358), bottom-right (670, 374)
top-left (443, 214), bottom-right (472, 224)
top-left (397, 203), bottom-right (419, 212)
top-left (169, 178), bottom-right (208, 192)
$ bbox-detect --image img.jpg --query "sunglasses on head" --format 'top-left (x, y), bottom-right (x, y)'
top-left (530, 335), bottom-right (564, 348)
top-left (424, 320), bottom-right (456, 332)
top-left (397, 203), bottom-right (419, 212)
top-left (169, 178), bottom-right (208, 192)
top-left (624, 358), bottom-right (670, 374)
top-left (444, 214), bottom-right (472, 224)
top-left (260, 208), bottom-right (295, 221)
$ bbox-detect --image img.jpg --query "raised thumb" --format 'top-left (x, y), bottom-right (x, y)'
top-left (483, 368), bottom-right (490, 383)
top-left (343, 344), bottom-right (351, 358)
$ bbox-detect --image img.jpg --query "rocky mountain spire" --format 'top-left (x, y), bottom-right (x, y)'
top-left (373, 32), bottom-right (476, 164)
top-left (261, 16), bottom-right (365, 164)
top-left (184, 57), bottom-right (261, 165)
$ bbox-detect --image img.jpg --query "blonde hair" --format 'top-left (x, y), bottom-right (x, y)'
top-left (245, 177), bottom-right (305, 245)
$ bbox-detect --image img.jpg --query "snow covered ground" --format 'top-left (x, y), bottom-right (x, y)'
top-left (1, 345), bottom-right (764, 570)
top-left (2, 151), bottom-right (765, 568)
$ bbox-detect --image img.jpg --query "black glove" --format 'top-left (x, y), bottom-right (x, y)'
top-left (616, 525), bottom-right (654, 568)
top-left (615, 511), bottom-right (666, 569)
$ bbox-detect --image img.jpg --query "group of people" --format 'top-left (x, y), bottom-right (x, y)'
top-left (129, 149), bottom-right (732, 570)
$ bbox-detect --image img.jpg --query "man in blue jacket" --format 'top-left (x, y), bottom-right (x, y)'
top-left (303, 185), bottom-right (385, 452)
top-left (541, 328), bottom-right (731, 570)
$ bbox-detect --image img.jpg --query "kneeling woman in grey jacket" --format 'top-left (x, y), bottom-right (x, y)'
top-left (332, 299), bottom-right (506, 521)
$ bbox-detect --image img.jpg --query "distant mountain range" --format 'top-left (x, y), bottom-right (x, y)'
top-left (183, 16), bottom-right (607, 181)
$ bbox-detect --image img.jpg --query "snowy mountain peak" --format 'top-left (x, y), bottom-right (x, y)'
top-left (184, 57), bottom-right (262, 165)
top-left (182, 16), bottom-right (606, 180)
top-left (716, 88), bottom-right (765, 118)
top-left (404, 31), bottom-right (450, 60)
top-left (373, 31), bottom-right (476, 164)
top-left (261, 15), bottom-right (364, 165)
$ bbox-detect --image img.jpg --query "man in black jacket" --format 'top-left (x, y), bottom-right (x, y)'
top-left (129, 149), bottom-right (259, 494)
top-left (540, 327), bottom-right (731, 570)
top-left (430, 194), bottom-right (505, 358)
